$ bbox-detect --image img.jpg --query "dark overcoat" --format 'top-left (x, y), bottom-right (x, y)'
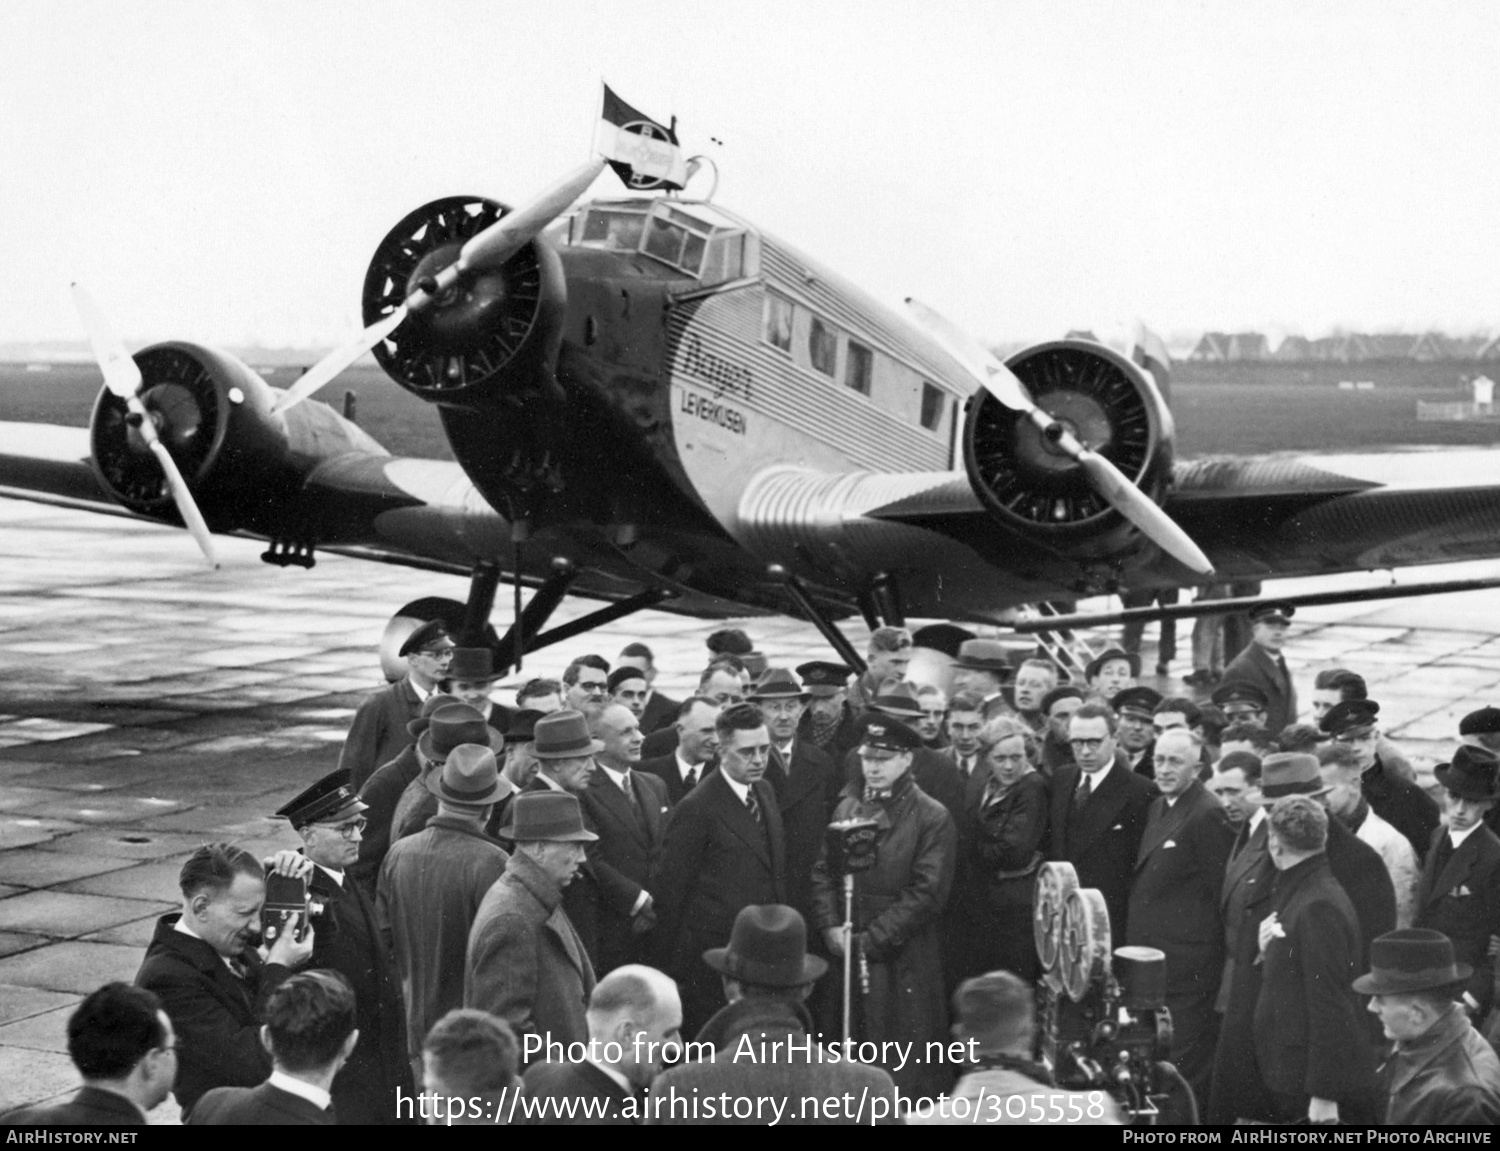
top-left (811, 776), bottom-right (956, 1096)
top-left (338, 677), bottom-right (422, 790)
top-left (307, 864), bottom-right (414, 1124)
top-left (1415, 822), bottom-right (1500, 1017)
top-left (765, 737), bottom-right (842, 923)
top-left (581, 766), bottom-right (670, 973)
top-left (351, 744), bottom-right (421, 895)
top-left (1221, 641), bottom-right (1296, 735)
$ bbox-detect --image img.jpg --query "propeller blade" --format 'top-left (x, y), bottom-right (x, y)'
top-left (270, 305), bottom-right (407, 416)
top-left (1076, 450), bottom-right (1213, 576)
top-left (905, 297), bottom-right (1034, 411)
top-left (70, 283), bottom-right (143, 399)
top-left (134, 407), bottom-right (220, 569)
top-left (905, 296), bottom-right (1213, 576)
top-left (455, 157), bottom-right (606, 274)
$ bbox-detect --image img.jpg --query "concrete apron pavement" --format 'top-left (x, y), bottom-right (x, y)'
top-left (0, 498), bottom-right (1490, 1121)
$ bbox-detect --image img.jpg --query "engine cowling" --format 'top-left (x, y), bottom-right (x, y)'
top-left (362, 195), bottom-right (567, 406)
top-left (962, 339), bottom-right (1175, 560)
top-left (89, 342), bottom-right (383, 535)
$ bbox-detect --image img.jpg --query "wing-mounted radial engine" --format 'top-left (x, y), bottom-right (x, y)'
top-left (89, 341), bottom-right (384, 538)
top-left (360, 196), bottom-right (568, 407)
top-left (963, 339), bottom-right (1177, 567)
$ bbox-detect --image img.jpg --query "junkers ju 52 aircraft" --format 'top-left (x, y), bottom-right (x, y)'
top-left (6, 87), bottom-right (1500, 677)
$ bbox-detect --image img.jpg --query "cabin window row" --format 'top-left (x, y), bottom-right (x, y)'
top-left (762, 290), bottom-right (944, 432)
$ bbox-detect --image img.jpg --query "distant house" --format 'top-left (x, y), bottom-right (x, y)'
top-left (1189, 331), bottom-right (1269, 361)
top-left (1274, 335), bottom-right (1312, 361)
top-left (1476, 335), bottom-right (1500, 361)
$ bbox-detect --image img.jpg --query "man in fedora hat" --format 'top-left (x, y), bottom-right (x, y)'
top-left (1322, 698), bottom-right (1440, 861)
top-left (1084, 647), bottom-right (1138, 701)
top-left (442, 646), bottom-right (512, 729)
top-left (524, 709), bottom-right (607, 968)
top-left (1221, 602), bottom-right (1298, 736)
top-left (340, 619), bottom-right (455, 790)
top-left (646, 905), bottom-right (896, 1126)
top-left (950, 639), bottom-right (1012, 720)
top-left (378, 743), bottom-right (512, 1062)
top-left (652, 702), bottom-right (788, 1037)
top-left (390, 702), bottom-right (508, 844)
top-left (1254, 795), bottom-right (1377, 1124)
top-left (352, 691), bottom-right (453, 895)
top-left (1356, 928), bottom-right (1500, 1124)
top-left (272, 769), bottom-right (412, 1123)
top-left (467, 792), bottom-right (598, 1054)
top-left (844, 681), bottom-right (965, 823)
top-left (1415, 745), bottom-right (1500, 1020)
top-left (748, 668), bottom-right (841, 925)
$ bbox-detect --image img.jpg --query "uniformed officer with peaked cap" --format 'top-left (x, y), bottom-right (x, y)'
top-left (1322, 698), bottom-right (1439, 860)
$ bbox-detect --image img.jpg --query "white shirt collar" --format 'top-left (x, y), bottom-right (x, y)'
top-left (317, 864), bottom-right (345, 887)
top-left (722, 774), bottom-right (751, 804)
top-left (408, 675), bottom-right (432, 702)
top-left (1450, 822), bottom-right (1483, 849)
top-left (1078, 761), bottom-right (1114, 790)
top-left (586, 1059), bottom-right (634, 1094)
top-left (268, 1070), bottom-right (331, 1111)
top-left (1248, 807), bottom-right (1267, 831)
top-left (674, 751), bottom-right (699, 782)
top-left (598, 762), bottom-right (631, 790)
top-left (174, 916), bottom-right (237, 973)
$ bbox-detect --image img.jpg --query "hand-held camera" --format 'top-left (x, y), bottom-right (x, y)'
top-left (260, 873), bottom-right (315, 947)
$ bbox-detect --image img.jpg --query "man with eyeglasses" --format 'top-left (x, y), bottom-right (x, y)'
top-left (562, 655), bottom-right (612, 718)
top-left (1320, 699), bottom-right (1439, 860)
top-left (340, 620), bottom-right (456, 790)
top-left (1048, 702), bottom-right (1157, 939)
top-left (274, 769), bottom-right (414, 1124)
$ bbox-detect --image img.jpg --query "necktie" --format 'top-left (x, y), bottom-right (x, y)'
top-left (961, 756), bottom-right (974, 777)
top-left (620, 771), bottom-right (641, 816)
top-left (1074, 774), bottom-right (1092, 809)
top-left (684, 765), bottom-right (699, 791)
top-left (1435, 833), bottom-right (1456, 874)
top-left (746, 790), bottom-right (761, 824)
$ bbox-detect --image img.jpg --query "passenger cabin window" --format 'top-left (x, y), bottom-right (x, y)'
top-left (920, 381), bottom-right (943, 429)
top-left (764, 292), bottom-right (793, 352)
top-left (809, 317), bottom-right (838, 378)
top-left (846, 341), bottom-right (873, 396)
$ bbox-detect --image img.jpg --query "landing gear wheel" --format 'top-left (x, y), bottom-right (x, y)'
top-left (379, 596), bottom-right (501, 683)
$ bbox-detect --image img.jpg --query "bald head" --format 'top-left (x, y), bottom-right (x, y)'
top-left (591, 704), bottom-right (643, 770)
top-left (586, 965), bottom-right (683, 1088)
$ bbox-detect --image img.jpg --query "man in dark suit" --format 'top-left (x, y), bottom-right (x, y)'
top-left (1112, 685), bottom-right (1162, 778)
top-left (0, 984), bottom-right (176, 1126)
top-left (583, 704), bottom-right (670, 973)
top-left (274, 769), bottom-right (414, 1124)
top-left (1220, 602), bottom-right (1298, 735)
top-left (1322, 698), bottom-right (1440, 860)
top-left (135, 842), bottom-right (314, 1119)
top-left (652, 702), bottom-right (787, 1036)
top-left (1126, 729), bottom-right (1234, 1101)
top-left (640, 661), bottom-right (746, 760)
top-left (190, 971), bottom-right (358, 1125)
top-left (1415, 745), bottom-right (1500, 1018)
top-left (1254, 796), bottom-right (1377, 1124)
top-left (618, 641), bottom-right (681, 734)
top-left (523, 964), bottom-right (682, 1124)
top-left (1048, 702), bottom-right (1157, 939)
top-left (639, 695), bottom-right (720, 806)
top-left (339, 620), bottom-right (455, 789)
top-left (750, 668), bottom-right (842, 924)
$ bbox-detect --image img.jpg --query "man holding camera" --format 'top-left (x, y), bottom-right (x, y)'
top-left (274, 769), bottom-right (414, 1124)
top-left (135, 842), bottom-right (315, 1119)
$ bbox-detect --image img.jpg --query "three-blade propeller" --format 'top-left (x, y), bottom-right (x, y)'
top-left (270, 157), bottom-right (607, 416)
top-left (70, 284), bottom-right (219, 568)
top-left (905, 298), bottom-right (1214, 577)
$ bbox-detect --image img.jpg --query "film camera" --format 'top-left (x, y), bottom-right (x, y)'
top-left (259, 873), bottom-right (323, 948)
top-left (1032, 862), bottom-right (1182, 1123)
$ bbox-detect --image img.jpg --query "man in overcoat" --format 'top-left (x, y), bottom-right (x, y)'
top-left (339, 619), bottom-right (454, 789)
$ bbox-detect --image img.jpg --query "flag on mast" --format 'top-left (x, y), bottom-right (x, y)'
top-left (594, 83), bottom-right (688, 191)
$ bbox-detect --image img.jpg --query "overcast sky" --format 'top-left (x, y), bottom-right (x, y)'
top-left (3, 0), bottom-right (1498, 349)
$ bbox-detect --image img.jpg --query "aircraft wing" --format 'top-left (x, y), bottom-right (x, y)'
top-left (863, 447), bottom-right (1500, 584)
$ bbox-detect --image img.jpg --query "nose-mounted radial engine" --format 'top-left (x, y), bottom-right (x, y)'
top-left (964, 340), bottom-right (1175, 566)
top-left (1032, 861), bottom-right (1181, 1123)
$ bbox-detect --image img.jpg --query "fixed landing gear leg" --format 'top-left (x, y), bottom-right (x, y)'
top-left (769, 565), bottom-right (867, 675)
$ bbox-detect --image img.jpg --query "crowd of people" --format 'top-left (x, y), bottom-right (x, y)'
top-left (7, 609), bottom-right (1500, 1126)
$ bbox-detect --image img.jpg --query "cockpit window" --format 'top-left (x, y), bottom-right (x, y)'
top-left (570, 201), bottom-right (747, 286)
